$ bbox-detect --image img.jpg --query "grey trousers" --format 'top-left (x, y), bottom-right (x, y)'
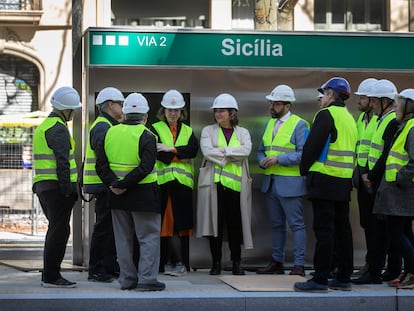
top-left (111, 209), bottom-right (161, 289)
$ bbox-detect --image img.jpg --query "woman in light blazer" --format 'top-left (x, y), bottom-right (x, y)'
top-left (196, 93), bottom-right (253, 276)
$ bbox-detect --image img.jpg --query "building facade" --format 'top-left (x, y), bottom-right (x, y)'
top-left (1, 0), bottom-right (412, 118)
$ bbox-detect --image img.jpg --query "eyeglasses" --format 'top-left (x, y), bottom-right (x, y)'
top-left (111, 101), bottom-right (123, 107)
top-left (268, 101), bottom-right (286, 107)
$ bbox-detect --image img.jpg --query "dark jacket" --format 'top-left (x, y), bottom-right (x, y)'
top-left (95, 120), bottom-right (161, 213)
top-left (32, 112), bottom-right (77, 197)
top-left (83, 111), bottom-right (119, 194)
top-left (374, 126), bottom-right (414, 217)
top-left (300, 102), bottom-right (353, 202)
top-left (365, 115), bottom-right (400, 189)
top-left (149, 121), bottom-right (199, 164)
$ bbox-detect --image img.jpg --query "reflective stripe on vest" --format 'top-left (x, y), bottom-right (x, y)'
top-left (367, 112), bottom-right (396, 170)
top-left (309, 106), bottom-right (357, 178)
top-left (105, 124), bottom-right (157, 184)
top-left (262, 114), bottom-right (307, 176)
top-left (83, 116), bottom-right (112, 185)
top-left (33, 117), bottom-right (78, 183)
top-left (356, 112), bottom-right (378, 167)
top-left (152, 121), bottom-right (194, 188)
top-left (214, 128), bottom-right (242, 192)
top-left (385, 119), bottom-right (414, 182)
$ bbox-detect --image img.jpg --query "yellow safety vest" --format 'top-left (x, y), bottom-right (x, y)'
top-left (152, 121), bottom-right (194, 188)
top-left (83, 116), bottom-right (112, 185)
top-left (309, 106), bottom-right (357, 178)
top-left (33, 117), bottom-right (78, 183)
top-left (385, 119), bottom-right (414, 182)
top-left (104, 123), bottom-right (157, 184)
top-left (214, 128), bottom-right (242, 192)
top-left (262, 114), bottom-right (308, 176)
top-left (367, 112), bottom-right (396, 170)
top-left (356, 112), bottom-right (378, 167)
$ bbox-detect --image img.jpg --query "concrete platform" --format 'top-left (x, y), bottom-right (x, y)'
top-left (1, 264), bottom-right (413, 311)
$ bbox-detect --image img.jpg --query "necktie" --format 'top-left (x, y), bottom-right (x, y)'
top-left (272, 119), bottom-right (283, 139)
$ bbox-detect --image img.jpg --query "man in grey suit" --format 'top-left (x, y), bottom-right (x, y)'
top-left (256, 84), bottom-right (309, 276)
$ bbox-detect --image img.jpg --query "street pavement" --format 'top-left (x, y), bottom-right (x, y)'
top-left (0, 232), bottom-right (413, 311)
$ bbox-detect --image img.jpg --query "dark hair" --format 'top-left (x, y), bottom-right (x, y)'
top-left (156, 107), bottom-right (188, 122)
top-left (329, 89), bottom-right (347, 102)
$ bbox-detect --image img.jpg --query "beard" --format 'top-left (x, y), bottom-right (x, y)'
top-left (271, 110), bottom-right (284, 119)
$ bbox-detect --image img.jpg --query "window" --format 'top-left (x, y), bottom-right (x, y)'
top-left (0, 0), bottom-right (37, 10)
top-left (232, 0), bottom-right (254, 29)
top-left (110, 0), bottom-right (208, 28)
top-left (314, 0), bottom-right (387, 31)
top-left (0, 0), bottom-right (20, 10)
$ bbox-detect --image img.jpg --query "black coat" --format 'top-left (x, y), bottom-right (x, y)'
top-left (95, 121), bottom-right (161, 213)
top-left (32, 112), bottom-right (77, 198)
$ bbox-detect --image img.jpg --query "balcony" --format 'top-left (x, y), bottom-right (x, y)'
top-left (0, 0), bottom-right (43, 26)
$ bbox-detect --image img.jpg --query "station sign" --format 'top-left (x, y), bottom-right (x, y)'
top-left (86, 28), bottom-right (414, 70)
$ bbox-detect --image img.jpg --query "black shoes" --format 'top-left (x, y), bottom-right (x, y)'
top-left (88, 273), bottom-right (115, 283)
top-left (232, 261), bottom-right (245, 275)
top-left (328, 279), bottom-right (352, 291)
top-left (351, 272), bottom-right (382, 285)
top-left (41, 277), bottom-right (77, 288)
top-left (381, 270), bottom-right (400, 282)
top-left (210, 261), bottom-right (245, 275)
top-left (210, 262), bottom-right (222, 275)
top-left (294, 279), bottom-right (328, 293)
top-left (136, 281), bottom-right (166, 291)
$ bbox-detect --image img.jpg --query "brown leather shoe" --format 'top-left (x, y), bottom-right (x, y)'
top-left (256, 260), bottom-right (284, 274)
top-left (289, 265), bottom-right (305, 276)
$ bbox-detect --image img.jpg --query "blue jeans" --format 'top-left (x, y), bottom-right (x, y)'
top-left (265, 187), bottom-right (306, 266)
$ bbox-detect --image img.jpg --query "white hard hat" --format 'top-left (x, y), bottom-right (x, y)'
top-left (399, 89), bottom-right (414, 102)
top-left (122, 93), bottom-right (149, 114)
top-left (51, 86), bottom-right (81, 110)
top-left (366, 79), bottom-right (398, 100)
top-left (266, 85), bottom-right (296, 102)
top-left (96, 87), bottom-right (125, 105)
top-left (354, 78), bottom-right (378, 96)
top-left (210, 93), bottom-right (239, 111)
top-left (161, 89), bottom-right (185, 109)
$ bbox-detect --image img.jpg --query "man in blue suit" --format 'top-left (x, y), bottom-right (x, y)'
top-left (256, 84), bottom-right (309, 276)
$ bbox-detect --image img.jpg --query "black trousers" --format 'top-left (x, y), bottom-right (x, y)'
top-left (312, 199), bottom-right (354, 285)
top-left (209, 183), bottom-right (242, 264)
top-left (37, 189), bottom-right (76, 282)
top-left (357, 184), bottom-right (375, 264)
top-left (386, 216), bottom-right (414, 274)
top-left (365, 213), bottom-right (404, 278)
top-left (88, 192), bottom-right (118, 276)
